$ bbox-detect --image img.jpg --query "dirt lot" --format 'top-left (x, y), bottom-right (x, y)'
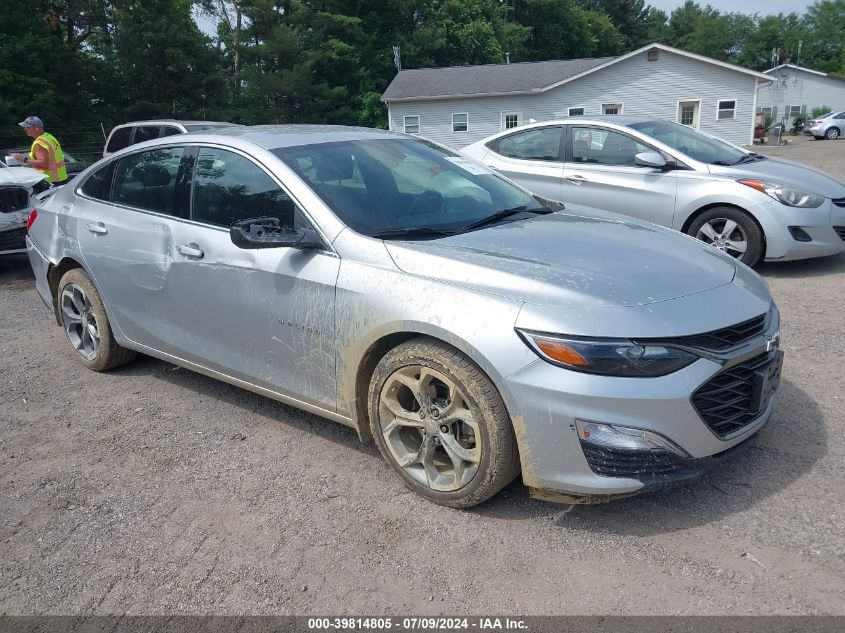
top-left (1, 139), bottom-right (844, 616)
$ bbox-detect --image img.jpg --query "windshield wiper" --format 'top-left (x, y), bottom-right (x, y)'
top-left (370, 226), bottom-right (457, 240)
top-left (461, 206), bottom-right (551, 232)
top-left (733, 153), bottom-right (765, 165)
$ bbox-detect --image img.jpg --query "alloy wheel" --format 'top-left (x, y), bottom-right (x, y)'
top-left (695, 218), bottom-right (748, 258)
top-left (61, 283), bottom-right (100, 361)
top-left (377, 365), bottom-right (481, 492)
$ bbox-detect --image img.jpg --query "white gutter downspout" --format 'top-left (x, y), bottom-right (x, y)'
top-left (750, 78), bottom-right (759, 145)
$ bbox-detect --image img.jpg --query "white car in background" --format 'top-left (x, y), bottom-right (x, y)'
top-left (0, 164), bottom-right (48, 256)
top-left (462, 116), bottom-right (845, 266)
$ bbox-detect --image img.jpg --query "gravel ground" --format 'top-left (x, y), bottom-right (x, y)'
top-left (1, 141), bottom-right (844, 616)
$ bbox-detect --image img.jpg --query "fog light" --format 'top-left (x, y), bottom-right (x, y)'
top-left (788, 226), bottom-right (812, 242)
top-left (575, 420), bottom-right (688, 456)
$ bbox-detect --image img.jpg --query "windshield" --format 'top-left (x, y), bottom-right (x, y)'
top-left (273, 138), bottom-right (547, 237)
top-left (628, 120), bottom-right (747, 165)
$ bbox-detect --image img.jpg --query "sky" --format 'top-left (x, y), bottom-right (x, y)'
top-left (647, 0), bottom-right (814, 15)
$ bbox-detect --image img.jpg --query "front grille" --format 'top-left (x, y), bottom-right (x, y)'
top-left (646, 313), bottom-right (767, 351)
top-left (0, 187), bottom-right (29, 213)
top-left (834, 226), bottom-right (845, 241)
top-left (581, 444), bottom-right (693, 478)
top-left (0, 226), bottom-right (26, 251)
top-left (833, 198), bottom-right (845, 208)
top-left (692, 352), bottom-right (781, 438)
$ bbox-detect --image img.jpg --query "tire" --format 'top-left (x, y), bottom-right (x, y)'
top-left (57, 268), bottom-right (137, 372)
top-left (368, 338), bottom-right (520, 508)
top-left (825, 127), bottom-right (840, 140)
top-left (687, 207), bottom-right (764, 267)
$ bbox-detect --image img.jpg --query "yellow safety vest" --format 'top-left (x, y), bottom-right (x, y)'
top-left (30, 132), bottom-right (67, 183)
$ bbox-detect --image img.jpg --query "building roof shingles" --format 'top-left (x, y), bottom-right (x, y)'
top-left (382, 57), bottom-right (614, 101)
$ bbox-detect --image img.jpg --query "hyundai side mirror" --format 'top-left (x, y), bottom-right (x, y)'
top-left (634, 152), bottom-right (668, 169)
top-left (230, 216), bottom-right (323, 250)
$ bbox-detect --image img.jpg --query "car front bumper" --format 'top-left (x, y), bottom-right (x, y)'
top-left (0, 209), bottom-right (28, 255)
top-left (755, 198), bottom-right (845, 261)
top-left (497, 309), bottom-right (781, 501)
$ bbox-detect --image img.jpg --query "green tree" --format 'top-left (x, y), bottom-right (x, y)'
top-left (802, 0), bottom-right (845, 73)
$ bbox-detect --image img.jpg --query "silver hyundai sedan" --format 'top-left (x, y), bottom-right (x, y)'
top-left (26, 125), bottom-right (783, 507)
top-left (462, 116), bottom-right (845, 266)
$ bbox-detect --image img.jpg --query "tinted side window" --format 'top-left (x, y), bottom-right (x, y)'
top-left (163, 126), bottom-right (182, 137)
top-left (112, 147), bottom-right (186, 215)
top-left (80, 162), bottom-right (115, 201)
top-left (571, 127), bottom-right (650, 166)
top-left (106, 127), bottom-right (132, 153)
top-left (191, 148), bottom-right (299, 228)
top-left (133, 126), bottom-right (162, 144)
top-left (496, 127), bottom-right (562, 161)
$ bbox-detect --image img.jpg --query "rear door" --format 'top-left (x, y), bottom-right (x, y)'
top-left (76, 145), bottom-right (191, 347)
top-left (163, 145), bottom-right (340, 408)
top-left (562, 125), bottom-right (677, 228)
top-left (484, 126), bottom-right (564, 201)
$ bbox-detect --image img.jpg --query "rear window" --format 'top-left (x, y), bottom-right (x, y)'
top-left (80, 162), bottom-right (115, 201)
top-left (133, 126), bottom-right (162, 144)
top-left (106, 127), bottom-right (132, 153)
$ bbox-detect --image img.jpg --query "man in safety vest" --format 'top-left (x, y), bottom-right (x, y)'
top-left (11, 116), bottom-right (68, 185)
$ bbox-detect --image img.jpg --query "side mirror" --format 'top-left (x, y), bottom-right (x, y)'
top-left (230, 216), bottom-right (323, 250)
top-left (634, 151), bottom-right (668, 169)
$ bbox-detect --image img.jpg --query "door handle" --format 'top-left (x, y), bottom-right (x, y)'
top-left (564, 175), bottom-right (588, 185)
top-left (176, 243), bottom-right (204, 258)
top-left (87, 222), bottom-right (108, 235)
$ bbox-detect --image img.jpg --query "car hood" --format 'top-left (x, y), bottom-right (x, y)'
top-left (0, 166), bottom-right (47, 188)
top-left (385, 209), bottom-right (737, 309)
top-left (709, 157), bottom-right (845, 198)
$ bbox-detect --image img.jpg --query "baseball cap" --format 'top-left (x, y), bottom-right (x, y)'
top-left (19, 116), bottom-right (44, 128)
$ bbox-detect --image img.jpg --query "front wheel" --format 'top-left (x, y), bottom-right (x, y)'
top-left (368, 338), bottom-right (519, 508)
top-left (687, 207), bottom-right (764, 267)
top-left (58, 268), bottom-right (137, 371)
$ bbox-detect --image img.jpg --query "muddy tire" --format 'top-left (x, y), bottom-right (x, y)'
top-left (57, 268), bottom-right (137, 372)
top-left (687, 207), bottom-right (764, 267)
top-left (368, 338), bottom-right (519, 508)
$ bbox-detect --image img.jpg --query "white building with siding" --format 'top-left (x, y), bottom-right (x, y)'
top-left (756, 64), bottom-right (845, 125)
top-left (382, 43), bottom-right (773, 148)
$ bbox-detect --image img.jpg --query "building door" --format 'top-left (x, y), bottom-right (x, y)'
top-left (677, 101), bottom-right (700, 128)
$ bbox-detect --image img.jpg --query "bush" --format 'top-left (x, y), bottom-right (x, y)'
top-left (811, 106), bottom-right (831, 118)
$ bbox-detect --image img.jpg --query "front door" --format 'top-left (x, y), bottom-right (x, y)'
top-left (164, 146), bottom-right (340, 409)
top-left (678, 101), bottom-right (701, 128)
top-left (562, 126), bottom-right (677, 228)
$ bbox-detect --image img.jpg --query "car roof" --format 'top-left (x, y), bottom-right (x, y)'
top-left (172, 124), bottom-right (405, 150)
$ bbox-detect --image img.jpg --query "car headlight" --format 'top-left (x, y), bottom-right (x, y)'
top-left (516, 330), bottom-right (698, 377)
top-left (738, 179), bottom-right (825, 208)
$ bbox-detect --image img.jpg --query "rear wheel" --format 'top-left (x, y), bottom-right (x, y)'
top-left (687, 207), bottom-right (764, 267)
top-left (368, 338), bottom-right (519, 508)
top-left (825, 127), bottom-right (840, 140)
top-left (58, 268), bottom-right (137, 371)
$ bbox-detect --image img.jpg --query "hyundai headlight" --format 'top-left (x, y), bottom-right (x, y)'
top-left (739, 179), bottom-right (825, 208)
top-left (516, 330), bottom-right (698, 377)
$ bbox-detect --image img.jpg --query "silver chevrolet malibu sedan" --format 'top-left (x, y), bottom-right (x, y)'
top-left (26, 126), bottom-right (783, 507)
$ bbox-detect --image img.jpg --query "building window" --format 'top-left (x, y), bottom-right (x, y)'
top-left (602, 103), bottom-right (623, 115)
top-left (788, 105), bottom-right (803, 117)
top-left (647, 48), bottom-right (659, 62)
top-left (717, 99), bottom-right (736, 120)
top-left (568, 107), bottom-right (585, 116)
top-left (452, 113), bottom-right (468, 132)
top-left (759, 106), bottom-right (773, 118)
top-left (502, 112), bottom-right (522, 130)
top-left (403, 115), bottom-right (420, 134)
